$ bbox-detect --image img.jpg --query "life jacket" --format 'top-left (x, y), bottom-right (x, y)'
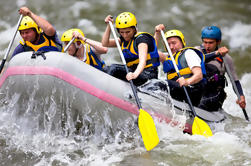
top-left (163, 47), bottom-right (206, 81)
top-left (20, 33), bottom-right (62, 52)
top-left (200, 46), bottom-right (226, 89)
top-left (84, 44), bottom-right (105, 71)
top-left (121, 32), bottom-right (160, 69)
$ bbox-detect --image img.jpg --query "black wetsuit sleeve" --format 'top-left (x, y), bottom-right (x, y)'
top-left (205, 51), bottom-right (219, 63)
top-left (234, 80), bottom-right (244, 96)
top-left (135, 34), bottom-right (154, 53)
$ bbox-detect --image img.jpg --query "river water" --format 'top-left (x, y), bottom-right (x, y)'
top-left (0, 0), bottom-right (251, 165)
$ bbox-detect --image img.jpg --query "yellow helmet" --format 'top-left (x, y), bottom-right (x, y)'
top-left (61, 28), bottom-right (85, 44)
top-left (165, 30), bottom-right (186, 47)
top-left (18, 16), bottom-right (41, 34)
top-left (115, 12), bottom-right (137, 29)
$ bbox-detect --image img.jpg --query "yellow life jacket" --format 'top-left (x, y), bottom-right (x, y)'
top-left (83, 44), bottom-right (105, 71)
top-left (20, 34), bottom-right (62, 52)
top-left (121, 32), bottom-right (160, 69)
top-left (164, 47), bottom-right (206, 80)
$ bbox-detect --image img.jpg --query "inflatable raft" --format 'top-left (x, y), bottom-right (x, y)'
top-left (0, 51), bottom-right (225, 135)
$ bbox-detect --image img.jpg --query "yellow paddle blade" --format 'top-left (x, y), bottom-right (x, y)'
top-left (138, 109), bottom-right (159, 151)
top-left (192, 116), bottom-right (213, 138)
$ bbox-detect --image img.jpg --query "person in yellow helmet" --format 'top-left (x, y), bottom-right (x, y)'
top-left (61, 28), bottom-right (108, 71)
top-left (154, 24), bottom-right (206, 106)
top-left (12, 6), bottom-right (62, 58)
top-left (102, 12), bottom-right (165, 86)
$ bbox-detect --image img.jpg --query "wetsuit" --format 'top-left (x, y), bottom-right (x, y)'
top-left (82, 44), bottom-right (105, 71)
top-left (197, 45), bottom-right (244, 111)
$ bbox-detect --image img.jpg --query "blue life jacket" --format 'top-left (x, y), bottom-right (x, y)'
top-left (163, 47), bottom-right (206, 81)
top-left (20, 33), bottom-right (62, 52)
top-left (121, 32), bottom-right (160, 69)
top-left (83, 44), bottom-right (105, 71)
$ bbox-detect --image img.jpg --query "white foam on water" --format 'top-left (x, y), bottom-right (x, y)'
top-left (223, 73), bottom-right (251, 118)
top-left (0, 111), bottom-right (137, 166)
top-left (170, 6), bottom-right (183, 15)
top-left (0, 23), bottom-right (22, 58)
top-left (0, 25), bottom-right (22, 45)
top-left (223, 22), bottom-right (251, 51)
top-left (78, 19), bottom-right (99, 35)
top-left (69, 1), bottom-right (90, 18)
top-left (16, 0), bottom-right (26, 7)
top-left (0, 0), bottom-right (250, 165)
top-left (198, 132), bottom-right (251, 164)
top-left (157, 121), bottom-right (251, 165)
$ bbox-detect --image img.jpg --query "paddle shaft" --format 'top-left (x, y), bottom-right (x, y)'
top-left (63, 37), bottom-right (76, 52)
top-left (160, 30), bottom-right (197, 117)
top-left (0, 15), bottom-right (23, 73)
top-left (108, 21), bottom-right (142, 108)
top-left (222, 56), bottom-right (249, 121)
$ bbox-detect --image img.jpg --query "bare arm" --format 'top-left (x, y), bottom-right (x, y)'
top-left (126, 43), bottom-right (148, 80)
top-left (86, 39), bottom-right (108, 54)
top-left (73, 31), bottom-right (108, 54)
top-left (154, 24), bottom-right (165, 47)
top-left (19, 6), bottom-right (55, 36)
top-left (101, 15), bottom-right (118, 47)
top-left (158, 50), bottom-right (167, 63)
top-left (177, 67), bottom-right (203, 87)
top-left (154, 25), bottom-right (167, 63)
top-left (189, 67), bottom-right (203, 84)
top-left (134, 43), bottom-right (148, 76)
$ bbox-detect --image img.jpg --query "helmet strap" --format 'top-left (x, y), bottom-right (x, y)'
top-left (215, 46), bottom-right (219, 51)
top-left (73, 43), bottom-right (83, 57)
top-left (27, 28), bottom-right (40, 44)
top-left (33, 31), bottom-right (40, 44)
top-left (134, 26), bottom-right (138, 33)
top-left (216, 40), bottom-right (221, 45)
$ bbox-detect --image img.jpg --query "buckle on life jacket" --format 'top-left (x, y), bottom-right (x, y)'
top-left (208, 73), bottom-right (219, 82)
top-left (31, 51), bottom-right (46, 60)
top-left (216, 57), bottom-right (223, 63)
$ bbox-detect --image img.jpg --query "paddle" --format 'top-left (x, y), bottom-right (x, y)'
top-left (222, 56), bottom-right (249, 121)
top-left (0, 15), bottom-right (23, 73)
top-left (108, 21), bottom-right (159, 151)
top-left (160, 30), bottom-right (213, 137)
top-left (63, 37), bottom-right (76, 52)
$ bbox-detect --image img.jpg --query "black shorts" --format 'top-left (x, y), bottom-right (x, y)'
top-left (104, 64), bottom-right (158, 86)
top-left (167, 79), bottom-right (205, 106)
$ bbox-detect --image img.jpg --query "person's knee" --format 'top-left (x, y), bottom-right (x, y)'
top-left (105, 64), bottom-right (122, 75)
